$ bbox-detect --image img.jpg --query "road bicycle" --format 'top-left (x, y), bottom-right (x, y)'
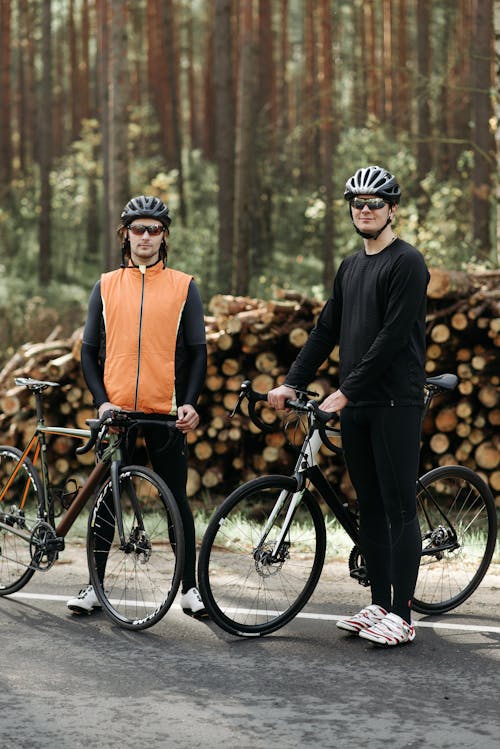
top-left (198, 373), bottom-right (498, 637)
top-left (0, 377), bottom-right (185, 630)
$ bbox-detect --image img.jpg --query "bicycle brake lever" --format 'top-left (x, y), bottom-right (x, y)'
top-left (230, 380), bottom-right (252, 418)
top-left (230, 391), bottom-right (245, 418)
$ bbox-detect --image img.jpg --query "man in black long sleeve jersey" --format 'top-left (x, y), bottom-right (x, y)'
top-left (268, 166), bottom-right (429, 646)
top-left (67, 195), bottom-right (208, 618)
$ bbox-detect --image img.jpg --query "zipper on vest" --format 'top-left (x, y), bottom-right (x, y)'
top-left (134, 265), bottom-right (147, 408)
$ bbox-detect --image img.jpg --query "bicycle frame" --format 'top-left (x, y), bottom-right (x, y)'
top-left (250, 375), bottom-right (463, 567)
top-left (0, 416), bottom-right (111, 547)
top-left (258, 413), bottom-right (360, 560)
top-left (0, 384), bottom-right (169, 561)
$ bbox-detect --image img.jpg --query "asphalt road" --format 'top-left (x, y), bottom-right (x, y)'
top-left (1, 544), bottom-right (499, 749)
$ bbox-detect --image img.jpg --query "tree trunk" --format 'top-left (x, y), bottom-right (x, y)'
top-left (17, 0), bottom-right (33, 173)
top-left (416, 0), bottom-right (433, 213)
top-left (202, 0), bottom-right (216, 163)
top-left (447, 0), bottom-right (473, 172)
top-left (187, 15), bottom-right (200, 151)
top-left (38, 0), bottom-right (52, 285)
top-left (352, 2), bottom-right (367, 127)
top-left (106, 0), bottom-right (130, 269)
top-left (319, 0), bottom-right (334, 290)
top-left (80, 0), bottom-right (91, 121)
top-left (434, 2), bottom-right (457, 178)
top-left (0, 0), bottom-right (12, 187)
top-left (69, 0), bottom-right (80, 141)
top-left (471, 0), bottom-right (495, 260)
top-left (161, 0), bottom-right (187, 225)
top-left (214, 0), bottom-right (235, 293)
top-left (364, 0), bottom-right (382, 122)
top-left (495, 0), bottom-right (500, 264)
top-left (301, 1), bottom-right (320, 183)
top-left (96, 0), bottom-right (111, 269)
top-left (382, 0), bottom-right (393, 126)
top-left (233, 0), bottom-right (256, 295)
top-left (396, 0), bottom-right (410, 133)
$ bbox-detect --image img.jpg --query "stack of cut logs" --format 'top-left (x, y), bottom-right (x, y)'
top-left (0, 268), bottom-right (498, 505)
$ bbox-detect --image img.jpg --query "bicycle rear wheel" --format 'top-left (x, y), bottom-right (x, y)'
top-left (0, 446), bottom-right (43, 595)
top-left (198, 475), bottom-right (326, 637)
top-left (413, 465), bottom-right (497, 614)
top-left (87, 465), bottom-right (184, 630)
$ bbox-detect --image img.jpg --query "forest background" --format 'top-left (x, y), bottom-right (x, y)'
top-left (0, 0), bottom-right (498, 361)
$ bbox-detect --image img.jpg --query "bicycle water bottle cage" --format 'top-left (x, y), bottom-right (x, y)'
top-left (51, 479), bottom-right (80, 514)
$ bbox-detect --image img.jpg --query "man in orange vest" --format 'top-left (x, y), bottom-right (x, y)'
top-left (67, 195), bottom-right (207, 618)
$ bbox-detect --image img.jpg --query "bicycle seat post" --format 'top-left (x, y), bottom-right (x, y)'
top-left (34, 390), bottom-right (46, 426)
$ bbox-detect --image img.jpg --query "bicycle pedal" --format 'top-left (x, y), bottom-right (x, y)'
top-left (350, 567), bottom-right (370, 587)
top-left (46, 537), bottom-right (65, 552)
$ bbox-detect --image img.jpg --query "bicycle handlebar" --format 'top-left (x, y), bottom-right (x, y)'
top-left (75, 410), bottom-right (178, 456)
top-left (231, 380), bottom-right (343, 454)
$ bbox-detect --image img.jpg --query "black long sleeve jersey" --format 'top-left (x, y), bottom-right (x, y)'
top-left (286, 238), bottom-right (430, 406)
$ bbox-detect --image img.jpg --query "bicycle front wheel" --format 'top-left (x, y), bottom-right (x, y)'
top-left (198, 475), bottom-right (326, 637)
top-left (87, 465), bottom-right (184, 630)
top-left (0, 446), bottom-right (43, 595)
top-left (413, 465), bottom-right (497, 614)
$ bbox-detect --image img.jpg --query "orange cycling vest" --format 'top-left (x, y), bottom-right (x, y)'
top-left (100, 262), bottom-right (192, 414)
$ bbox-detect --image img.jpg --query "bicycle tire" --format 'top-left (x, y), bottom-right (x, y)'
top-left (198, 475), bottom-right (326, 637)
top-left (0, 446), bottom-right (44, 595)
top-left (87, 465), bottom-right (185, 630)
top-left (413, 465), bottom-right (497, 614)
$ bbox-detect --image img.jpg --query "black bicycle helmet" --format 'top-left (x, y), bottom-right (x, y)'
top-left (120, 195), bottom-right (172, 228)
top-left (344, 165), bottom-right (401, 204)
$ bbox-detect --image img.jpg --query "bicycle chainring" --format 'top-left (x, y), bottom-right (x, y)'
top-left (30, 521), bottom-right (59, 570)
top-left (348, 545), bottom-right (370, 587)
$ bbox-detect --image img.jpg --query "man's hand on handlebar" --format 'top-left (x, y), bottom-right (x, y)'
top-left (98, 401), bottom-right (122, 433)
top-left (267, 385), bottom-right (297, 410)
top-left (98, 401), bottom-right (122, 419)
top-left (268, 384), bottom-right (348, 416)
top-left (319, 389), bottom-right (348, 414)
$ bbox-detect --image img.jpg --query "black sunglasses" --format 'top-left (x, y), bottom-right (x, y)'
top-left (128, 223), bottom-right (165, 236)
top-left (350, 198), bottom-right (387, 210)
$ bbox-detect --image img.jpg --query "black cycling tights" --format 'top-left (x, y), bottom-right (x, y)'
top-left (94, 427), bottom-right (197, 594)
top-left (144, 427), bottom-right (197, 593)
top-left (340, 406), bottom-right (423, 623)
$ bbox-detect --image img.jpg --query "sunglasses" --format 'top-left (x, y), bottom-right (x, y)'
top-left (128, 223), bottom-right (165, 236)
top-left (350, 198), bottom-right (387, 210)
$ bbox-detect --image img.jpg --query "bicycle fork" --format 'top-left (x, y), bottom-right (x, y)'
top-left (254, 484), bottom-right (306, 564)
top-left (107, 441), bottom-right (147, 555)
top-left (255, 430), bottom-right (322, 561)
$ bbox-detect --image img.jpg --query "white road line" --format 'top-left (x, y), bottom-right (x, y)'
top-left (6, 591), bottom-right (500, 634)
top-left (296, 611), bottom-right (500, 634)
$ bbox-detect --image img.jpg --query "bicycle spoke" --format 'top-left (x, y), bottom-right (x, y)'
top-left (87, 466), bottom-right (183, 630)
top-left (414, 466), bottom-right (497, 614)
top-left (199, 476), bottom-right (326, 636)
top-left (0, 447), bottom-right (42, 594)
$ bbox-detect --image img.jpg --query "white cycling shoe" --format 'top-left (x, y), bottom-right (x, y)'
top-left (180, 587), bottom-right (208, 619)
top-left (66, 584), bottom-right (102, 615)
